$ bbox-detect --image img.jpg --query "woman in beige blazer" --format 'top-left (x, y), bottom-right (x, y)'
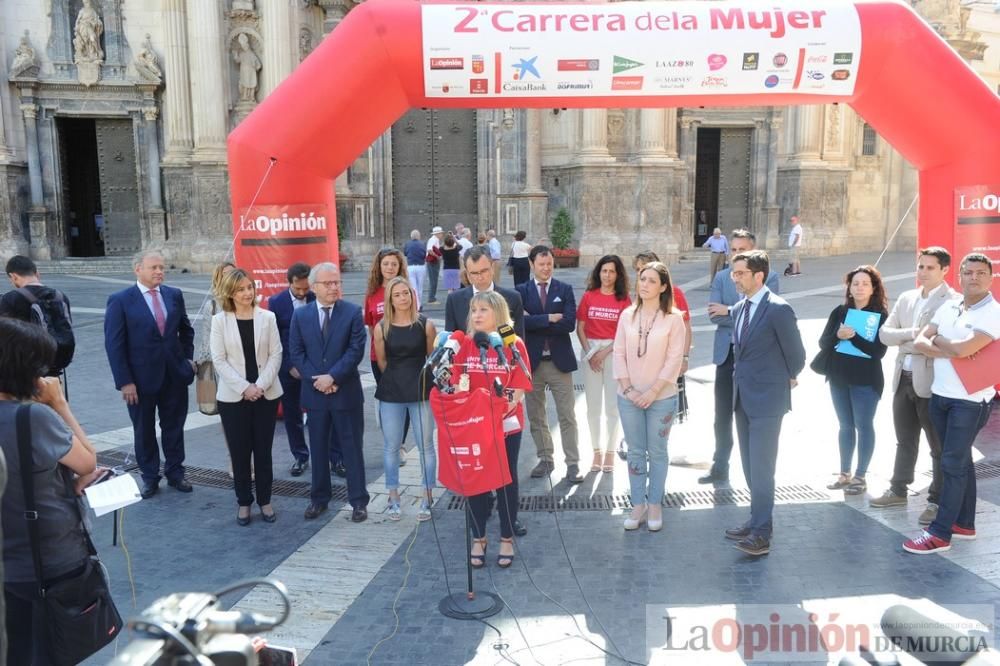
top-left (210, 268), bottom-right (284, 525)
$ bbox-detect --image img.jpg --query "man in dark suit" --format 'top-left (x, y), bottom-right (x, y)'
top-left (104, 250), bottom-right (196, 499)
top-left (289, 262), bottom-right (369, 522)
top-left (516, 245), bottom-right (582, 483)
top-left (726, 250), bottom-right (805, 556)
top-left (266, 262), bottom-right (315, 476)
top-left (445, 245), bottom-right (528, 536)
top-left (445, 246), bottom-right (525, 337)
top-left (700, 230), bottom-right (780, 484)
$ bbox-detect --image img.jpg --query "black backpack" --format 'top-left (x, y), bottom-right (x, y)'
top-left (17, 287), bottom-right (76, 372)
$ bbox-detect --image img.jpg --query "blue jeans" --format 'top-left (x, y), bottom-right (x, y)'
top-left (927, 395), bottom-right (993, 541)
top-left (380, 401), bottom-right (435, 491)
top-left (829, 381), bottom-right (880, 477)
top-left (618, 395), bottom-right (678, 506)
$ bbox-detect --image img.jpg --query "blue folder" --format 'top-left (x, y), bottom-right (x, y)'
top-left (835, 309), bottom-right (882, 359)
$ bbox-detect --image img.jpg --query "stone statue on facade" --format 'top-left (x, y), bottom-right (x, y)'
top-left (73, 0), bottom-right (104, 85)
top-left (299, 27), bottom-right (314, 62)
top-left (134, 34), bottom-right (162, 82)
top-left (11, 30), bottom-right (39, 79)
top-left (233, 33), bottom-right (261, 103)
top-left (73, 0), bottom-right (104, 63)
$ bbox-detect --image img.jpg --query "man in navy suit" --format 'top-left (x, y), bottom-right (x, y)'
top-left (267, 262), bottom-right (315, 477)
top-left (516, 245), bottom-right (582, 483)
top-left (700, 230), bottom-right (780, 485)
top-left (104, 250), bottom-right (196, 499)
top-left (725, 250), bottom-right (805, 555)
top-left (289, 262), bottom-right (370, 522)
top-left (445, 246), bottom-right (525, 337)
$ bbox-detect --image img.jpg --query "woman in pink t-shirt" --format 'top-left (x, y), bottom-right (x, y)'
top-left (613, 262), bottom-right (686, 533)
top-left (576, 255), bottom-right (631, 473)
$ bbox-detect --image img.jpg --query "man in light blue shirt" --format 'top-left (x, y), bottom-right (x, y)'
top-left (703, 227), bottom-right (730, 282)
top-left (487, 229), bottom-right (503, 284)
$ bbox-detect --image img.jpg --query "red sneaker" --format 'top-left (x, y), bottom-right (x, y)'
top-left (951, 524), bottom-right (976, 541)
top-left (903, 532), bottom-right (951, 554)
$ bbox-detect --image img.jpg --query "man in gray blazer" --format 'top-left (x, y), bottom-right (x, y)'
top-left (725, 251), bottom-right (805, 556)
top-left (871, 247), bottom-right (957, 526)
top-left (701, 229), bottom-right (780, 484)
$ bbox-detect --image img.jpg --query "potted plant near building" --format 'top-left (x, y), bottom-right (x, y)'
top-left (550, 207), bottom-right (580, 268)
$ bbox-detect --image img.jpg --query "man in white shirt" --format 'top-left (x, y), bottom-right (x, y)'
top-left (785, 216), bottom-right (803, 276)
top-left (487, 229), bottom-right (503, 284)
top-left (904, 253), bottom-right (1000, 554)
top-left (702, 227), bottom-right (730, 283)
top-left (872, 247), bottom-right (957, 525)
top-left (458, 229), bottom-right (474, 257)
top-left (425, 226), bottom-right (444, 304)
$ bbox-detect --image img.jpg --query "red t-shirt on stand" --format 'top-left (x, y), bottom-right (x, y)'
top-left (576, 290), bottom-right (632, 340)
top-left (449, 337), bottom-right (532, 433)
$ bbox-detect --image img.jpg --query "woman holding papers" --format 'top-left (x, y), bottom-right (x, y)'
top-left (0, 317), bottom-right (108, 664)
top-left (819, 265), bottom-right (889, 495)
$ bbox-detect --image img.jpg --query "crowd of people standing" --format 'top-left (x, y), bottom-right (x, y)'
top-left (0, 225), bottom-right (997, 661)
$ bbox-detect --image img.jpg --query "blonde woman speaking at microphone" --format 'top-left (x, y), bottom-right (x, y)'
top-left (211, 268), bottom-right (284, 526)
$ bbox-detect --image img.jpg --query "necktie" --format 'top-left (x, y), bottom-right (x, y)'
top-left (739, 301), bottom-right (752, 344)
top-left (321, 306), bottom-right (331, 340)
top-left (150, 289), bottom-right (166, 335)
top-left (539, 282), bottom-right (550, 353)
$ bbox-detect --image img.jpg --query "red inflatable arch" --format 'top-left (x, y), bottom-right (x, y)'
top-left (228, 0), bottom-right (1000, 298)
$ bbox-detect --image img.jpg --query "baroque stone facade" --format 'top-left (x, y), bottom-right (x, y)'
top-left (0, 0), bottom-right (995, 269)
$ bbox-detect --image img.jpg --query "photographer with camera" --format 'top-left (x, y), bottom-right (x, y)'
top-left (0, 317), bottom-right (116, 664)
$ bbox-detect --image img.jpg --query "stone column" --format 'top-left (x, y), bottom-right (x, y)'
top-left (162, 0), bottom-right (194, 163)
top-left (789, 105), bottom-right (822, 161)
top-left (678, 116), bottom-right (700, 238)
top-left (260, 0), bottom-right (296, 98)
top-left (578, 108), bottom-right (613, 162)
top-left (21, 103), bottom-right (43, 208)
top-left (523, 108), bottom-right (543, 192)
top-left (144, 108), bottom-right (163, 209)
top-left (187, 0), bottom-right (228, 162)
top-left (663, 108), bottom-right (679, 158)
top-left (637, 108), bottom-right (672, 162)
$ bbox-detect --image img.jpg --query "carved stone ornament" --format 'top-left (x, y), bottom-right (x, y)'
top-left (299, 27), bottom-right (314, 62)
top-left (73, 0), bottom-right (104, 86)
top-left (233, 0), bottom-right (255, 11)
top-left (232, 33), bottom-right (262, 103)
top-left (134, 34), bottom-right (162, 82)
top-left (11, 30), bottom-right (40, 79)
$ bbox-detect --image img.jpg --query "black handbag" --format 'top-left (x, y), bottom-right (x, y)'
top-left (810, 346), bottom-right (834, 376)
top-left (16, 404), bottom-right (123, 666)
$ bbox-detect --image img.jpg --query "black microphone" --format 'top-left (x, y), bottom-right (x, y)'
top-left (473, 331), bottom-right (490, 374)
top-left (881, 604), bottom-right (988, 665)
top-left (492, 377), bottom-right (504, 397)
top-left (488, 332), bottom-right (510, 371)
top-left (497, 323), bottom-right (530, 377)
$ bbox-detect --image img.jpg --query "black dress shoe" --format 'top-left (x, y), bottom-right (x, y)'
top-left (332, 463), bottom-right (347, 478)
top-left (304, 503), bottom-right (328, 519)
top-left (260, 507), bottom-right (277, 523)
top-left (351, 506), bottom-right (368, 523)
top-left (290, 459), bottom-right (308, 477)
top-left (735, 534), bottom-right (770, 556)
top-left (168, 477), bottom-right (193, 493)
top-left (565, 464), bottom-right (584, 484)
top-left (725, 525), bottom-right (751, 540)
top-left (140, 480), bottom-right (159, 499)
top-left (698, 471), bottom-right (729, 485)
top-left (513, 520), bottom-right (527, 537)
top-left (237, 509), bottom-right (251, 526)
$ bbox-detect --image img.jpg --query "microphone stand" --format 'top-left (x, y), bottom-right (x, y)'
top-left (435, 371), bottom-right (502, 621)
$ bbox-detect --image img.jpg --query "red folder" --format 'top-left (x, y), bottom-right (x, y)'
top-left (950, 341), bottom-right (1000, 395)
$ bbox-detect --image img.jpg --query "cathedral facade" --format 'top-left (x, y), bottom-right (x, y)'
top-left (0, 1), bottom-right (996, 270)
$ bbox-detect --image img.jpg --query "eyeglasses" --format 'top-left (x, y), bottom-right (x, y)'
top-left (961, 270), bottom-right (991, 279)
top-left (730, 270), bottom-right (753, 278)
top-left (314, 280), bottom-right (340, 288)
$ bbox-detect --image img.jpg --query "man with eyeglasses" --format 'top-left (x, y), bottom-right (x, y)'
top-left (904, 252), bottom-right (999, 555)
top-left (445, 246), bottom-right (527, 535)
top-left (725, 250), bottom-right (805, 556)
top-left (289, 262), bottom-right (370, 523)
